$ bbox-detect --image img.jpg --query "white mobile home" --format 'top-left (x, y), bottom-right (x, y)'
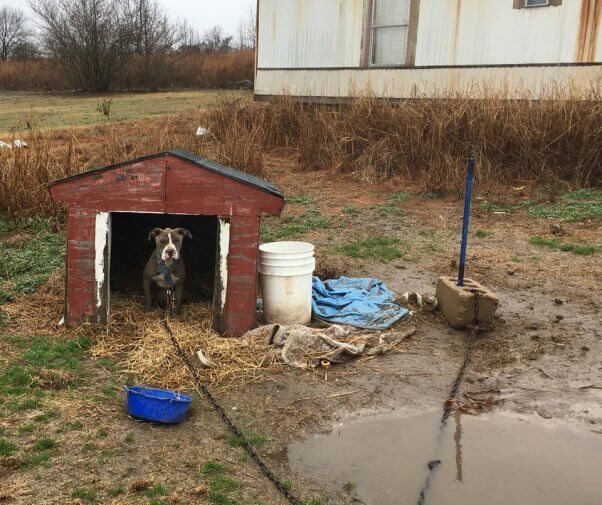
top-left (254, 0), bottom-right (602, 100)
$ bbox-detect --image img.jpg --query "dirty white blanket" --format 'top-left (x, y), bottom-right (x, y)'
top-left (243, 324), bottom-right (416, 369)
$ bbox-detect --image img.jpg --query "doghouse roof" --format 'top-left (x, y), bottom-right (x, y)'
top-left (49, 150), bottom-right (285, 217)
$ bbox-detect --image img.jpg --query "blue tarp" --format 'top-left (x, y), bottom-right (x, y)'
top-left (312, 276), bottom-right (408, 330)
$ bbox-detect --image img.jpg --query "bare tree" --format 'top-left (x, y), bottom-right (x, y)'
top-left (236, 4), bottom-right (256, 50)
top-left (0, 6), bottom-right (29, 61)
top-left (177, 19), bottom-right (199, 52)
top-left (30, 0), bottom-right (133, 91)
top-left (11, 40), bottom-right (40, 60)
top-left (199, 26), bottom-right (232, 53)
top-left (121, 0), bottom-right (180, 90)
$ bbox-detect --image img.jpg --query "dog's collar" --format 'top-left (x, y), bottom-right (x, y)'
top-left (156, 255), bottom-right (175, 289)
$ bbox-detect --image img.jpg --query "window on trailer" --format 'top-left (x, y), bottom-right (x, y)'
top-left (525, 0), bottom-right (550, 6)
top-left (371, 0), bottom-right (411, 66)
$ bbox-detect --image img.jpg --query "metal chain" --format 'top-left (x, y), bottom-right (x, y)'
top-left (161, 314), bottom-right (303, 505)
top-left (417, 289), bottom-right (483, 505)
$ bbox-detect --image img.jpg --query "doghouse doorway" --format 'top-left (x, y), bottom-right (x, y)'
top-left (95, 212), bottom-right (230, 323)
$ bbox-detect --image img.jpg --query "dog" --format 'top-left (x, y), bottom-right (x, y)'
top-left (143, 227), bottom-right (193, 313)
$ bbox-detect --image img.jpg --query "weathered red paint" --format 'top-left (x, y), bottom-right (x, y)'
top-left (51, 159), bottom-right (167, 213)
top-left (222, 215), bottom-right (262, 336)
top-left (165, 158), bottom-right (283, 216)
top-left (65, 207), bottom-right (96, 323)
top-left (49, 152), bottom-right (285, 336)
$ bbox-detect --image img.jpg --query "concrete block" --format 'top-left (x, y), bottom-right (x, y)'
top-left (435, 276), bottom-right (499, 329)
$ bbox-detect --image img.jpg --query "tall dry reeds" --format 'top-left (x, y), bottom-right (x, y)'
top-left (0, 110), bottom-right (265, 217)
top-left (0, 50), bottom-right (255, 92)
top-left (0, 60), bottom-right (68, 91)
top-left (201, 91), bottom-right (601, 192)
top-left (1, 89), bottom-right (600, 218)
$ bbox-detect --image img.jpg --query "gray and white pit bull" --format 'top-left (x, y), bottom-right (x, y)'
top-left (143, 227), bottom-right (193, 313)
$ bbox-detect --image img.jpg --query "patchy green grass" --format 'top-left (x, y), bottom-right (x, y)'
top-left (210, 476), bottom-right (239, 494)
top-left (209, 492), bottom-right (237, 505)
top-left (107, 486), bottom-right (125, 497)
top-left (261, 210), bottom-right (328, 242)
top-left (389, 192), bottom-right (411, 203)
top-left (34, 437), bottom-right (57, 451)
top-left (475, 229), bottom-right (491, 238)
top-left (0, 217), bottom-right (64, 303)
top-left (6, 397), bottom-right (43, 412)
top-left (0, 90), bottom-right (247, 132)
top-left (200, 461), bottom-right (241, 505)
top-left (18, 423), bottom-right (35, 435)
top-left (23, 335), bottom-right (91, 371)
top-left (0, 334), bottom-right (90, 402)
top-left (302, 498), bottom-right (325, 505)
top-left (332, 236), bottom-right (407, 261)
top-left (343, 481), bottom-right (357, 494)
top-left (96, 428), bottom-right (109, 439)
top-left (145, 484), bottom-right (168, 499)
top-left (0, 438), bottom-right (17, 456)
top-left (71, 488), bottom-right (97, 503)
top-left (286, 195), bottom-right (313, 205)
top-left (226, 431), bottom-right (268, 449)
top-left (527, 189), bottom-right (602, 222)
top-left (23, 451), bottom-right (52, 467)
top-left (343, 206), bottom-right (360, 216)
top-left (33, 410), bottom-right (58, 423)
top-left (529, 236), bottom-right (600, 256)
top-left (479, 190), bottom-right (601, 222)
top-left (0, 333), bottom-right (90, 438)
top-left (479, 200), bottom-right (514, 213)
top-left (371, 204), bottom-right (405, 217)
top-left (201, 460), bottom-right (228, 476)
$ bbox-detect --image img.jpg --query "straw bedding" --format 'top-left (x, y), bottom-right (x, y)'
top-left (4, 271), bottom-right (408, 391)
top-left (3, 273), bottom-right (286, 390)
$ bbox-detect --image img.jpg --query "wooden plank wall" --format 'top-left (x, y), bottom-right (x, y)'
top-left (222, 215), bottom-right (261, 336)
top-left (65, 207), bottom-right (96, 324)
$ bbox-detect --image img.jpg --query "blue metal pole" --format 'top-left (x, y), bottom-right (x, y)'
top-left (457, 156), bottom-right (476, 287)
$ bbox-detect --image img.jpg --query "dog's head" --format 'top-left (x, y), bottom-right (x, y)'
top-left (148, 228), bottom-right (193, 261)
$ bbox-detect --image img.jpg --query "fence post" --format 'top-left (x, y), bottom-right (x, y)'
top-left (457, 156), bottom-right (476, 287)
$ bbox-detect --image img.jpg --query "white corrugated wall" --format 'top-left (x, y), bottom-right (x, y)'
top-left (415, 0), bottom-right (591, 66)
top-left (257, 0), bottom-right (364, 68)
top-left (255, 0), bottom-right (602, 99)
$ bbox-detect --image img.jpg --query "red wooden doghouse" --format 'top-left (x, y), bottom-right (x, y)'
top-left (49, 150), bottom-right (285, 336)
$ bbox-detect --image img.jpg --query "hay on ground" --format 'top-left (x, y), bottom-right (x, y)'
top-left (4, 277), bottom-right (410, 391)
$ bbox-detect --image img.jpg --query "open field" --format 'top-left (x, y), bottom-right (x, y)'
top-left (0, 90), bottom-right (249, 133)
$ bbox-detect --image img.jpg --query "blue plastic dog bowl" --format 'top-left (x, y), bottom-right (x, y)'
top-left (125, 386), bottom-right (192, 424)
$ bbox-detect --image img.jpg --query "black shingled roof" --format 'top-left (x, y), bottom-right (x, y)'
top-left (48, 149), bottom-right (284, 199)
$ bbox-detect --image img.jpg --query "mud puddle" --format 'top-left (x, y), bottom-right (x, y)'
top-left (287, 411), bottom-right (602, 505)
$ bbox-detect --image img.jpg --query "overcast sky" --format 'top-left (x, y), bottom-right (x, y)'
top-left (1, 0), bottom-right (255, 36)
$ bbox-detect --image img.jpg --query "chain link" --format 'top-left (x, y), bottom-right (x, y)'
top-left (418, 289), bottom-right (483, 505)
top-left (161, 314), bottom-right (303, 505)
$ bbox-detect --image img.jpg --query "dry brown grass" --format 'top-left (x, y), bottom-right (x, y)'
top-left (0, 59), bottom-right (67, 91)
top-left (0, 109), bottom-right (264, 217)
top-left (1, 88), bottom-right (600, 217)
top-left (0, 50), bottom-right (255, 92)
top-left (206, 91), bottom-right (601, 192)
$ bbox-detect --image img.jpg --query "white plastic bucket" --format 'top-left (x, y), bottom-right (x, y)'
top-left (259, 241), bottom-right (315, 325)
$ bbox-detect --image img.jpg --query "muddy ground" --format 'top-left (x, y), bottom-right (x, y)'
top-left (0, 161), bottom-right (600, 504)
